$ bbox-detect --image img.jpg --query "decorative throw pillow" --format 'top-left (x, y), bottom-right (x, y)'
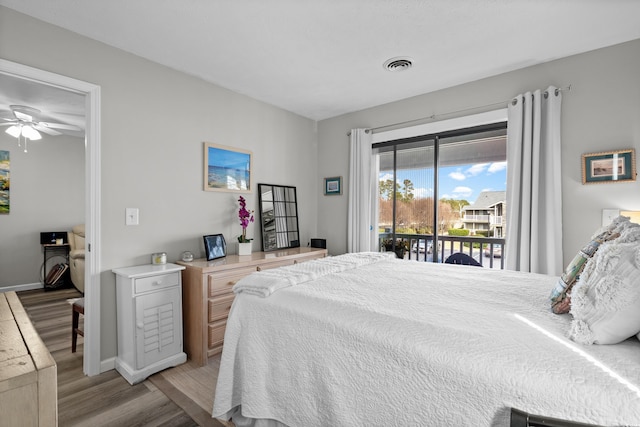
top-left (548, 216), bottom-right (630, 314)
top-left (568, 241), bottom-right (640, 344)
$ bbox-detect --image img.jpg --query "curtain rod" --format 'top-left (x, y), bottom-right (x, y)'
top-left (347, 84), bottom-right (572, 136)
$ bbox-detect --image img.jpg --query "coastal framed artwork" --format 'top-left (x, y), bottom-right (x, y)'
top-left (0, 150), bottom-right (9, 214)
top-left (324, 176), bottom-right (342, 195)
top-left (204, 142), bottom-right (253, 192)
top-left (582, 149), bottom-right (636, 184)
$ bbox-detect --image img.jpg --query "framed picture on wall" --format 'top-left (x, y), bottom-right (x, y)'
top-left (582, 149), bottom-right (636, 184)
top-left (324, 176), bottom-right (342, 195)
top-left (0, 150), bottom-right (9, 214)
top-left (204, 142), bottom-right (252, 192)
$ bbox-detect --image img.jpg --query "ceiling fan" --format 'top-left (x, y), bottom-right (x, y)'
top-left (1, 105), bottom-right (82, 152)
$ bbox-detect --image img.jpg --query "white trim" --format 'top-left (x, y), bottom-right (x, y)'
top-left (0, 283), bottom-right (44, 293)
top-left (371, 109), bottom-right (508, 143)
top-left (100, 356), bottom-right (117, 373)
top-left (0, 59), bottom-right (102, 376)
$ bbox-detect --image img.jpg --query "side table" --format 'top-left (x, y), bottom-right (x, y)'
top-left (42, 243), bottom-right (70, 290)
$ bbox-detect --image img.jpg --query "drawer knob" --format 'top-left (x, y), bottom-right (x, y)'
top-left (227, 280), bottom-right (237, 286)
top-left (137, 322), bottom-right (144, 329)
top-left (256, 266), bottom-right (261, 272)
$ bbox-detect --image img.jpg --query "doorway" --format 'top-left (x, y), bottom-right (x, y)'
top-left (0, 58), bottom-right (102, 376)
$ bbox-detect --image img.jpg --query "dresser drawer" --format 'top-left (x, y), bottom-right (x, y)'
top-left (135, 272), bottom-right (180, 294)
top-left (208, 320), bottom-right (227, 350)
top-left (207, 268), bottom-right (256, 298)
top-left (208, 293), bottom-right (235, 323)
top-left (256, 259), bottom-right (296, 271)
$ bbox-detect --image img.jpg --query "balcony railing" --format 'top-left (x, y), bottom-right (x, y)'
top-left (462, 215), bottom-right (490, 222)
top-left (379, 233), bottom-right (506, 269)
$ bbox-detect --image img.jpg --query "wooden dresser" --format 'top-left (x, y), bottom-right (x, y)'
top-left (177, 247), bottom-right (327, 366)
top-left (0, 291), bottom-right (57, 426)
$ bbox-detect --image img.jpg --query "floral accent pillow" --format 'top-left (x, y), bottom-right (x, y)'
top-left (548, 217), bottom-right (629, 314)
top-left (550, 230), bottom-right (620, 314)
top-left (568, 241), bottom-right (640, 344)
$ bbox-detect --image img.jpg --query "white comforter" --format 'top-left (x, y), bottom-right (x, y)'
top-left (213, 253), bottom-right (640, 426)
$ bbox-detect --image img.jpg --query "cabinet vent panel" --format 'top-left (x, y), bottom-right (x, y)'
top-left (142, 302), bottom-right (176, 354)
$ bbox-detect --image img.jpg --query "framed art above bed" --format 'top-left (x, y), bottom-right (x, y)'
top-left (582, 148), bottom-right (636, 184)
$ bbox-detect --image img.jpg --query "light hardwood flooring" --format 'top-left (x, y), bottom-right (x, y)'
top-left (18, 288), bottom-right (228, 427)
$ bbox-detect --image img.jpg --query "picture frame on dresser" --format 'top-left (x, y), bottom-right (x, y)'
top-left (203, 234), bottom-right (226, 260)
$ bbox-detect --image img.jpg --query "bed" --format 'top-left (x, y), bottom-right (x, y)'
top-left (212, 229), bottom-right (640, 426)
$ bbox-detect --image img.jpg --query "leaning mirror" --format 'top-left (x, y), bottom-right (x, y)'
top-left (258, 183), bottom-right (300, 251)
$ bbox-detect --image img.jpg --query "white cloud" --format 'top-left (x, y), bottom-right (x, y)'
top-left (449, 170), bottom-right (466, 181)
top-left (452, 186), bottom-right (473, 198)
top-left (379, 173), bottom-right (394, 181)
top-left (488, 161), bottom-right (507, 173)
top-left (466, 163), bottom-right (489, 176)
top-left (414, 187), bottom-right (433, 198)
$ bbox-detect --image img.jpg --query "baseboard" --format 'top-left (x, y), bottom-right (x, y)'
top-left (0, 282), bottom-right (44, 293)
top-left (100, 356), bottom-right (116, 373)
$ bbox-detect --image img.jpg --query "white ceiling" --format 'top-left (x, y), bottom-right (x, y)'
top-left (2, 1), bottom-right (640, 122)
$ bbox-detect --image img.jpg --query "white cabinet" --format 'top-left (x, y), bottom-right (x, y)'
top-left (112, 263), bottom-right (187, 384)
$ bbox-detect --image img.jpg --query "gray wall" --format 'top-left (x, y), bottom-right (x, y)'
top-left (0, 133), bottom-right (85, 286)
top-left (0, 7), bottom-right (319, 361)
top-left (317, 39), bottom-right (640, 264)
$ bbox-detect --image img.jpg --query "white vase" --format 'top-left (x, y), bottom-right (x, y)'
top-left (238, 242), bottom-right (252, 256)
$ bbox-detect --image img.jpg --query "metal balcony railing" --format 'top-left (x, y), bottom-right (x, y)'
top-left (379, 233), bottom-right (506, 269)
top-left (462, 215), bottom-right (490, 222)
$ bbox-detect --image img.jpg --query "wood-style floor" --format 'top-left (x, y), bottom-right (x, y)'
top-left (17, 288), bottom-right (210, 427)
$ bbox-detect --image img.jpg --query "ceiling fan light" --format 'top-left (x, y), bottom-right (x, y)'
top-left (5, 125), bottom-right (22, 138)
top-left (22, 126), bottom-right (42, 140)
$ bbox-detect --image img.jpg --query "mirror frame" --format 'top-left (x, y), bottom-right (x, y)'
top-left (258, 183), bottom-right (300, 251)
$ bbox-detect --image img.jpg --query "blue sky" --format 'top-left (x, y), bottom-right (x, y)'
top-left (380, 161), bottom-right (507, 204)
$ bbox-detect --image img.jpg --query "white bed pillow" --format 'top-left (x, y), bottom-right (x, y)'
top-left (569, 241), bottom-right (640, 344)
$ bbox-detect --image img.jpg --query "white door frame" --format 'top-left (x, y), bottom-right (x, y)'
top-left (0, 59), bottom-right (102, 376)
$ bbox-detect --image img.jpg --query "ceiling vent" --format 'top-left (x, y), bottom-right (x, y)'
top-left (383, 57), bottom-right (413, 72)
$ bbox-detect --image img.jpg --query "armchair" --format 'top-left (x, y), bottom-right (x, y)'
top-left (68, 224), bottom-right (85, 293)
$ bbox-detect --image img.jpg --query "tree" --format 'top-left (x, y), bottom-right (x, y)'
top-left (401, 179), bottom-right (414, 202)
top-left (379, 179), bottom-right (399, 201)
top-left (440, 198), bottom-right (470, 217)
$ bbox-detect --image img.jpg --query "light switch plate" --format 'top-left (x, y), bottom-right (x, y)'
top-left (602, 208), bottom-right (620, 227)
top-left (126, 208), bottom-right (139, 225)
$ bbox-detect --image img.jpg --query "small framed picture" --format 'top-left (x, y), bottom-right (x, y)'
top-left (203, 234), bottom-right (227, 260)
top-left (582, 149), bottom-right (636, 184)
top-left (324, 176), bottom-right (342, 195)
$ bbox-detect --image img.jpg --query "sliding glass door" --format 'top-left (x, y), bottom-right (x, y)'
top-left (374, 122), bottom-right (507, 264)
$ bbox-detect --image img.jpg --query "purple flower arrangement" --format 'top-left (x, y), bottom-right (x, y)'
top-left (237, 196), bottom-right (254, 243)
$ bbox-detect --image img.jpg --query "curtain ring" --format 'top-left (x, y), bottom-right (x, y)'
top-left (543, 91), bottom-right (549, 99)
top-left (554, 88), bottom-right (560, 96)
top-left (511, 98), bottom-right (518, 106)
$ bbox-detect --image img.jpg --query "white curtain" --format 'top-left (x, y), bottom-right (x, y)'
top-left (505, 86), bottom-right (563, 275)
top-left (347, 129), bottom-right (378, 253)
